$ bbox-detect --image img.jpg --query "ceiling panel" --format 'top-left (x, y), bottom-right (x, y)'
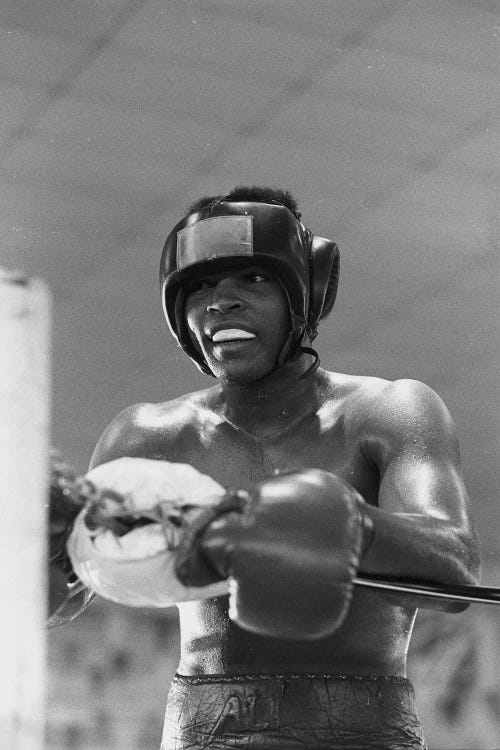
top-left (369, 0), bottom-right (500, 74)
top-left (4, 138), bottom-right (200, 199)
top-left (0, 26), bottom-right (85, 88)
top-left (34, 97), bottom-right (226, 159)
top-left (0, 83), bottom-right (45, 140)
top-left (115, 1), bottom-right (335, 80)
top-left (0, 0), bottom-right (131, 41)
top-left (444, 123), bottom-right (500, 175)
top-left (71, 49), bottom-right (284, 129)
top-left (262, 93), bottom-right (464, 163)
top-left (315, 49), bottom-right (498, 124)
top-left (200, 0), bottom-right (403, 41)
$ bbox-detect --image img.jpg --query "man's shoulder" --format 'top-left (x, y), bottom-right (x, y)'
top-left (89, 386), bottom-right (218, 468)
top-left (117, 388), bottom-right (215, 426)
top-left (325, 370), bottom-right (436, 402)
top-left (356, 376), bottom-right (449, 423)
top-left (332, 372), bottom-right (458, 459)
top-left (321, 370), bottom-right (394, 406)
top-left (322, 370), bottom-right (449, 429)
top-left (322, 370), bottom-right (388, 396)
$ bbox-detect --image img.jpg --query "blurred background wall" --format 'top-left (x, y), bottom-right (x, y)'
top-left (0, 1), bottom-right (498, 747)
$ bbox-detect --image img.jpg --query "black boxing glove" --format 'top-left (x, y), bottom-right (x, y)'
top-left (175, 469), bottom-right (373, 640)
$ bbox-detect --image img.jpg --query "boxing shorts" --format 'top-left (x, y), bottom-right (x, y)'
top-left (161, 672), bottom-right (427, 749)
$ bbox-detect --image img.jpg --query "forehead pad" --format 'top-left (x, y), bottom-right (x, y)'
top-left (177, 216), bottom-right (254, 270)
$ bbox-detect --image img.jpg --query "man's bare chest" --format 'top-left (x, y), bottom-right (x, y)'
top-left (161, 409), bottom-right (379, 505)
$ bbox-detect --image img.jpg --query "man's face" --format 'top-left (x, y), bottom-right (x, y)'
top-left (184, 265), bottom-right (291, 383)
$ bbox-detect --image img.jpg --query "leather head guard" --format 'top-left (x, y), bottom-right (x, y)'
top-left (159, 200), bottom-right (339, 375)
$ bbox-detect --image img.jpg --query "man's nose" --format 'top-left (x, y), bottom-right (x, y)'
top-left (206, 278), bottom-right (245, 314)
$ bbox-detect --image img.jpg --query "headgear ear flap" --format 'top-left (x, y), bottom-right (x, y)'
top-left (308, 236), bottom-right (340, 336)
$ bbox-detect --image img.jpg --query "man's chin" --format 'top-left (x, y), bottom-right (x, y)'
top-left (208, 359), bottom-right (273, 385)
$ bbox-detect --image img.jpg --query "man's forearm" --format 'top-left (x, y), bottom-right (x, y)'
top-left (357, 505), bottom-right (480, 610)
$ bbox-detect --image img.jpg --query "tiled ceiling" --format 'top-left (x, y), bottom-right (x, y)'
top-left (1, 1), bottom-right (498, 559)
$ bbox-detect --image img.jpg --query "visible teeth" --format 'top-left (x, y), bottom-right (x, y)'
top-left (212, 329), bottom-right (256, 343)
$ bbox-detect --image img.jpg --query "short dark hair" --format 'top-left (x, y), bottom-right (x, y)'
top-left (186, 185), bottom-right (301, 220)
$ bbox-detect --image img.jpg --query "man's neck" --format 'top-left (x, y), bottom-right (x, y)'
top-left (216, 355), bottom-right (324, 439)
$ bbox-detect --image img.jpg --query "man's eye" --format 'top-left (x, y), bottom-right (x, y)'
top-left (244, 272), bottom-right (268, 284)
top-left (187, 280), bottom-right (212, 294)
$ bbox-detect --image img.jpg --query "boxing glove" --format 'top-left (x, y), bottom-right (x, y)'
top-left (67, 457), bottom-right (230, 607)
top-left (175, 469), bottom-right (372, 640)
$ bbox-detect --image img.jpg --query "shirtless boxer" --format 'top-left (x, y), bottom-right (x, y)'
top-left (84, 186), bottom-right (480, 748)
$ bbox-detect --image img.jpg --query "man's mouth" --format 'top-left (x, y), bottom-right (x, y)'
top-left (211, 329), bottom-right (256, 343)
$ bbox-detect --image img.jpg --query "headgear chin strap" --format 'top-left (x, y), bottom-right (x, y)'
top-left (159, 200), bottom-right (340, 376)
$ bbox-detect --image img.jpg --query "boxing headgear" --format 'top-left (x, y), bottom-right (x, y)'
top-left (159, 200), bottom-right (339, 375)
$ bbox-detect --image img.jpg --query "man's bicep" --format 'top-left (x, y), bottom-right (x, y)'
top-left (378, 452), bottom-right (472, 527)
top-left (373, 380), bottom-right (472, 524)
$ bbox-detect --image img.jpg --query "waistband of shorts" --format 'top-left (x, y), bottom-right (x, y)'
top-left (173, 672), bottom-right (411, 686)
